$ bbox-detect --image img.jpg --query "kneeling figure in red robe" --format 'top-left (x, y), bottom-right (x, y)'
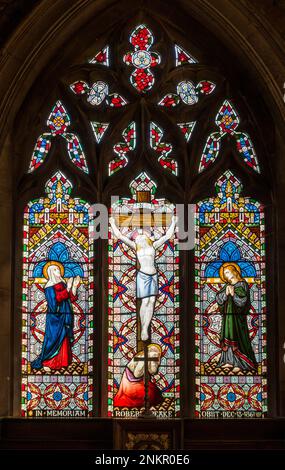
top-left (114, 344), bottom-right (163, 408)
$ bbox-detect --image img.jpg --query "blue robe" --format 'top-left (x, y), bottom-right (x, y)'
top-left (31, 283), bottom-right (74, 370)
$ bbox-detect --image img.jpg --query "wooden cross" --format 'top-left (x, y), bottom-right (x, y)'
top-left (134, 343), bottom-right (159, 418)
top-left (115, 212), bottom-right (171, 228)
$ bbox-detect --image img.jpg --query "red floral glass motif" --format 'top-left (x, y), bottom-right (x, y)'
top-left (109, 122), bottom-right (136, 176)
top-left (70, 81), bottom-right (127, 108)
top-left (123, 25), bottom-right (161, 93)
top-left (174, 44), bottom-right (197, 66)
top-left (150, 122), bottom-right (178, 175)
top-left (29, 101), bottom-right (88, 173)
top-left (88, 45), bottom-right (109, 66)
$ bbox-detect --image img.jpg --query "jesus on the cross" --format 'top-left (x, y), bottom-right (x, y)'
top-left (110, 215), bottom-right (177, 341)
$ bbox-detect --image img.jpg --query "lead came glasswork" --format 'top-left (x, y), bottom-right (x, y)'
top-left (199, 100), bottom-right (260, 173)
top-left (158, 80), bottom-right (215, 108)
top-left (23, 17), bottom-right (268, 422)
top-left (91, 122), bottom-right (109, 144)
top-left (70, 80), bottom-right (127, 108)
top-left (109, 122), bottom-right (136, 176)
top-left (88, 45), bottom-right (110, 66)
top-left (177, 122), bottom-right (196, 142)
top-left (123, 25), bottom-right (161, 93)
top-left (29, 101), bottom-right (88, 173)
top-left (21, 172), bottom-right (94, 417)
top-left (195, 171), bottom-right (267, 418)
top-left (177, 80), bottom-right (198, 105)
top-left (150, 122), bottom-right (178, 175)
top-left (108, 173), bottom-right (180, 418)
top-left (174, 44), bottom-right (198, 66)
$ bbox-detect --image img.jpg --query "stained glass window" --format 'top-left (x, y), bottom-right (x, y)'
top-left (174, 44), bottom-right (197, 66)
top-left (199, 100), bottom-right (260, 173)
top-left (109, 122), bottom-right (136, 176)
top-left (177, 122), bottom-right (196, 142)
top-left (29, 101), bottom-right (88, 173)
top-left (150, 122), bottom-right (178, 175)
top-left (195, 171), bottom-right (266, 418)
top-left (158, 80), bottom-right (215, 108)
top-left (88, 45), bottom-right (110, 66)
top-left (20, 17), bottom-right (269, 422)
top-left (91, 122), bottom-right (109, 144)
top-left (108, 173), bottom-right (180, 418)
top-left (21, 172), bottom-right (94, 417)
top-left (123, 25), bottom-right (161, 93)
top-left (70, 81), bottom-right (127, 107)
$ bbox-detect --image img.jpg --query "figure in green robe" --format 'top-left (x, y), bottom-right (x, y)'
top-left (213, 262), bottom-right (257, 372)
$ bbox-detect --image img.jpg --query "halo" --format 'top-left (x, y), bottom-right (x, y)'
top-left (219, 262), bottom-right (241, 282)
top-left (42, 261), bottom-right (65, 279)
top-left (147, 343), bottom-right (162, 355)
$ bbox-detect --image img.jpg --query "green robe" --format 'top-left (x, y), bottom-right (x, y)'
top-left (216, 280), bottom-right (257, 370)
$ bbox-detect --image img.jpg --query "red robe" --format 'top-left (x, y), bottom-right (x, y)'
top-left (114, 367), bottom-right (163, 408)
top-left (42, 283), bottom-right (77, 370)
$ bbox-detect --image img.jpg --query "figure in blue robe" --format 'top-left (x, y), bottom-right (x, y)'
top-left (31, 264), bottom-right (79, 370)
